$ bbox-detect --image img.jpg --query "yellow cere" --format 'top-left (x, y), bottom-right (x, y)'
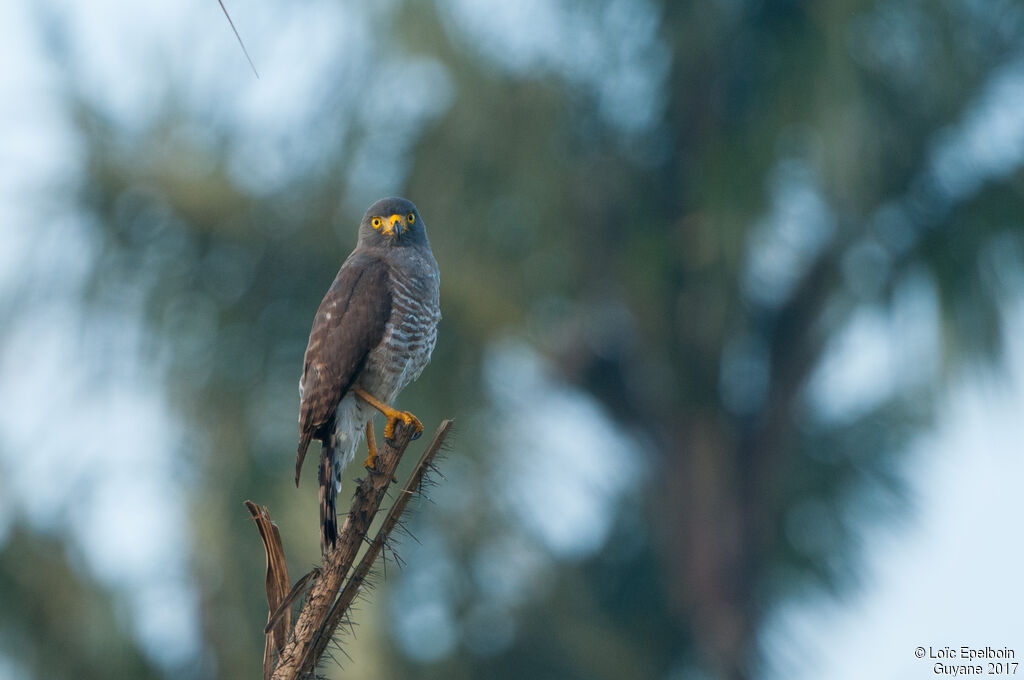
top-left (388, 214), bottom-right (406, 234)
top-left (371, 214), bottom-right (411, 235)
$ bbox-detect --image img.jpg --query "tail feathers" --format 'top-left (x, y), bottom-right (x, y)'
top-left (319, 439), bottom-right (338, 556)
top-left (295, 431), bottom-right (313, 487)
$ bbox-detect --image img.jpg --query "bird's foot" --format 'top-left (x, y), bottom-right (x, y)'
top-left (383, 410), bottom-right (423, 441)
top-left (362, 464), bottom-right (398, 483)
top-left (362, 421), bottom-right (378, 470)
top-left (362, 420), bottom-right (397, 481)
top-left (352, 386), bottom-right (424, 441)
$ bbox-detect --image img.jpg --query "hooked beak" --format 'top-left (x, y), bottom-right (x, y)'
top-left (382, 214), bottom-right (405, 237)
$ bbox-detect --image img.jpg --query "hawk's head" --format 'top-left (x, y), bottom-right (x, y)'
top-left (358, 197), bottom-right (428, 248)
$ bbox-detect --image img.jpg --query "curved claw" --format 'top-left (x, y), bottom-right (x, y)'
top-left (383, 410), bottom-right (423, 441)
top-left (362, 463), bottom-right (398, 483)
top-left (351, 386), bottom-right (423, 442)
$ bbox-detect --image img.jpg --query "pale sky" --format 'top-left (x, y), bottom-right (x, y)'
top-left (767, 314), bottom-right (1024, 678)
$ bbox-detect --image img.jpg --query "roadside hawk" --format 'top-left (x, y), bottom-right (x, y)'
top-left (295, 197), bottom-right (441, 555)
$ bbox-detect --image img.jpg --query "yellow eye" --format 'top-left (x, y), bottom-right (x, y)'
top-left (407, 213), bottom-right (416, 224)
top-left (371, 217), bottom-right (383, 229)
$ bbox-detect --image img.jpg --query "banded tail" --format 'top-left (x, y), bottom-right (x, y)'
top-left (318, 437), bottom-right (338, 557)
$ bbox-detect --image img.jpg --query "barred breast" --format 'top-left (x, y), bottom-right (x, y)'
top-left (361, 249), bottom-right (441, 403)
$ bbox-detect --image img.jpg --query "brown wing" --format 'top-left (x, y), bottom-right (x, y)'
top-left (295, 251), bottom-right (391, 484)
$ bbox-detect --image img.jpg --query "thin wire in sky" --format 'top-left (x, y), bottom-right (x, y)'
top-left (217, 0), bottom-right (259, 79)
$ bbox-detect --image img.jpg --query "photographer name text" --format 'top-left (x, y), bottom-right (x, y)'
top-left (913, 646), bottom-right (1018, 676)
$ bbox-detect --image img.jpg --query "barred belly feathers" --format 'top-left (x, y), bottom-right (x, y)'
top-left (295, 197), bottom-right (440, 555)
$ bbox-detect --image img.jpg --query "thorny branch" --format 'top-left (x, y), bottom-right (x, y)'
top-left (303, 421), bottom-right (453, 671)
top-left (247, 418), bottom-right (453, 680)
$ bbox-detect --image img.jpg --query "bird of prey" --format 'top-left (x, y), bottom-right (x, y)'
top-left (295, 197), bottom-right (440, 555)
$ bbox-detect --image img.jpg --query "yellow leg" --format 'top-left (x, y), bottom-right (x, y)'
top-left (362, 421), bottom-right (378, 470)
top-left (352, 386), bottom-right (424, 440)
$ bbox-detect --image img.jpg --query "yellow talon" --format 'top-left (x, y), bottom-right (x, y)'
top-left (383, 410), bottom-right (423, 440)
top-left (353, 386), bottom-right (424, 442)
top-left (362, 421), bottom-right (378, 470)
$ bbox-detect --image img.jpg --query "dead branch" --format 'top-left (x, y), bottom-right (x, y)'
top-left (249, 418), bottom-right (453, 680)
top-left (244, 501), bottom-right (293, 680)
top-left (264, 569), bottom-right (319, 637)
top-left (302, 420), bottom-right (454, 671)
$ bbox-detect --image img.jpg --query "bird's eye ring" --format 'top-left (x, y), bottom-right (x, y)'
top-left (371, 217), bottom-right (383, 229)
top-left (407, 213), bottom-right (416, 224)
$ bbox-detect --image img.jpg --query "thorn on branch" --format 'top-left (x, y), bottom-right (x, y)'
top-left (249, 418), bottom-right (454, 680)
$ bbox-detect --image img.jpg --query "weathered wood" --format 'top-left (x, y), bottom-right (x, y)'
top-left (264, 569), bottom-right (318, 636)
top-left (244, 501), bottom-right (292, 680)
top-left (301, 419), bottom-right (454, 673)
top-left (264, 418), bottom-right (451, 680)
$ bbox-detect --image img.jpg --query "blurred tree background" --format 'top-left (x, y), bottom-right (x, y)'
top-left (2, 0), bottom-right (1023, 679)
